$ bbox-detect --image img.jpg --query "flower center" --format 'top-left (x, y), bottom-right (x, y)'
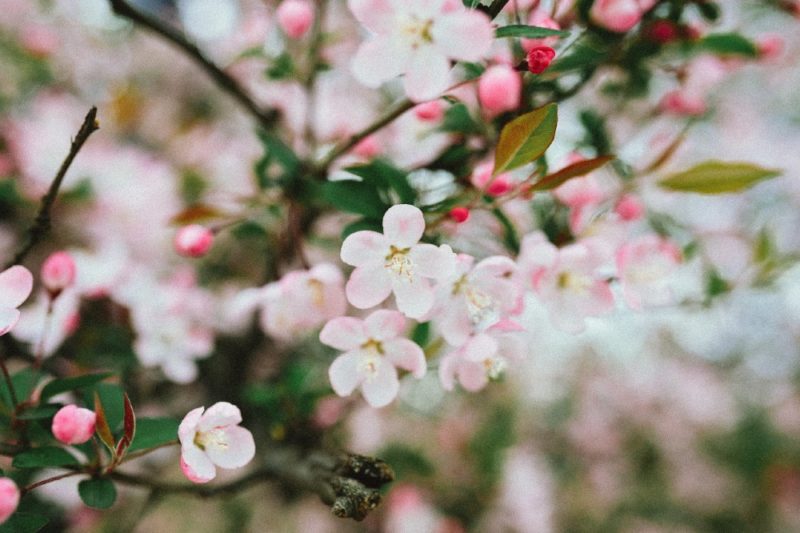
top-left (557, 271), bottom-right (592, 294)
top-left (483, 356), bottom-right (507, 380)
top-left (307, 278), bottom-right (325, 307)
top-left (400, 16), bottom-right (434, 47)
top-left (194, 428), bottom-right (228, 451)
top-left (385, 246), bottom-right (414, 280)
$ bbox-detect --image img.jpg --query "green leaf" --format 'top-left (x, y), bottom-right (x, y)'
top-left (0, 512), bottom-right (49, 533)
top-left (0, 368), bottom-right (39, 409)
top-left (493, 103), bottom-right (558, 176)
top-left (491, 207), bottom-right (521, 254)
top-left (410, 322), bottom-right (431, 348)
top-left (439, 103), bottom-right (483, 135)
top-left (658, 161), bottom-right (780, 194)
top-left (531, 155), bottom-right (614, 191)
top-left (87, 383), bottom-right (124, 431)
top-left (495, 24), bottom-right (569, 39)
top-left (127, 417), bottom-right (178, 453)
top-left (341, 218), bottom-right (382, 240)
top-left (345, 159), bottom-right (416, 204)
top-left (321, 180), bottom-right (387, 219)
top-left (78, 478), bottom-right (117, 509)
top-left (699, 33), bottom-right (758, 58)
top-left (12, 446), bottom-right (80, 468)
top-left (16, 404), bottom-right (61, 421)
top-left (549, 41), bottom-right (608, 73)
top-left (40, 373), bottom-right (113, 402)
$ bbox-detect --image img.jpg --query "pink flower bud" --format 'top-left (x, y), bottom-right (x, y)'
top-left (471, 162), bottom-right (514, 197)
top-left (0, 478), bottom-right (19, 525)
top-left (757, 35), bottom-right (784, 61)
top-left (527, 46), bottom-right (556, 74)
top-left (615, 194), bottom-right (645, 221)
top-left (174, 225), bottom-right (214, 258)
top-left (486, 176), bottom-right (513, 197)
top-left (52, 404), bottom-right (96, 445)
top-left (20, 25), bottom-right (59, 58)
top-left (276, 0), bottom-right (314, 39)
top-left (449, 206), bottom-right (470, 223)
top-left (647, 20), bottom-right (678, 43)
top-left (478, 65), bottom-right (522, 115)
top-left (353, 135), bottom-right (381, 158)
top-left (41, 251), bottom-right (76, 295)
top-left (659, 90), bottom-right (706, 116)
top-left (590, 0), bottom-right (644, 33)
top-left (414, 100), bottom-right (445, 122)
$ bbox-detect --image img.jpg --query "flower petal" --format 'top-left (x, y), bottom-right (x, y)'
top-left (360, 359), bottom-right (399, 407)
top-left (346, 264), bottom-right (392, 309)
top-left (383, 338), bottom-right (426, 378)
top-left (348, 0), bottom-right (394, 34)
top-left (409, 243), bottom-right (455, 279)
top-left (403, 47), bottom-right (451, 102)
top-left (352, 36), bottom-right (410, 88)
top-left (364, 309), bottom-right (405, 340)
top-left (438, 352), bottom-right (458, 391)
top-left (383, 204), bottom-right (425, 248)
top-left (0, 309), bottom-right (20, 337)
top-left (431, 10), bottom-right (493, 62)
top-left (320, 317), bottom-right (366, 350)
top-left (0, 266), bottom-right (33, 309)
top-left (178, 406), bottom-right (205, 446)
top-left (392, 277), bottom-right (435, 319)
top-left (198, 402), bottom-right (242, 433)
top-left (205, 426), bottom-right (256, 469)
top-left (180, 445), bottom-right (216, 483)
top-left (341, 231), bottom-right (386, 267)
top-left (463, 333), bottom-right (498, 362)
top-left (329, 351), bottom-right (363, 396)
top-left (457, 360), bottom-right (489, 392)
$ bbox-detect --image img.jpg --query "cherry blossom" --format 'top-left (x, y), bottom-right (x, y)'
top-left (41, 251), bottom-right (76, 295)
top-left (0, 265), bottom-right (34, 336)
top-left (348, 0), bottom-right (494, 101)
top-left (478, 64), bottom-right (522, 116)
top-left (320, 309), bottom-right (426, 407)
top-left (178, 402), bottom-right (256, 484)
top-left (616, 235), bottom-right (682, 310)
top-left (590, 0), bottom-right (657, 33)
top-left (341, 204), bottom-right (455, 319)
top-left (51, 405), bottom-right (96, 445)
top-left (0, 478), bottom-right (19, 525)
top-left (276, 0), bottom-right (314, 39)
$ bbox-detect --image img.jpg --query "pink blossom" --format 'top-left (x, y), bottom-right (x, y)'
top-left (178, 402), bottom-right (256, 484)
top-left (660, 90), bottom-right (707, 116)
top-left (0, 265), bottom-right (34, 336)
top-left (616, 235), bottom-right (682, 310)
top-left (478, 65), bottom-right (522, 116)
top-left (439, 324), bottom-right (525, 392)
top-left (435, 254), bottom-right (522, 346)
top-left (448, 206), bottom-right (470, 223)
top-left (414, 100), bottom-right (445, 122)
top-left (174, 225), bottom-right (214, 258)
top-left (590, 0), bottom-right (651, 33)
top-left (341, 204), bottom-right (455, 319)
top-left (348, 0), bottom-right (494, 101)
top-left (320, 310), bottom-right (426, 407)
top-left (260, 263), bottom-right (347, 341)
top-left (276, 0), bottom-right (314, 39)
top-left (51, 404), bottom-right (96, 445)
top-left (518, 233), bottom-right (614, 333)
top-left (0, 478), bottom-right (19, 525)
top-left (614, 194), bottom-right (645, 221)
top-left (41, 251), bottom-right (76, 295)
top-left (527, 46), bottom-right (556, 74)
top-left (471, 161), bottom-right (514, 198)
top-left (757, 34), bottom-right (784, 61)
top-left (20, 24), bottom-right (59, 58)
top-left (352, 135), bottom-right (382, 158)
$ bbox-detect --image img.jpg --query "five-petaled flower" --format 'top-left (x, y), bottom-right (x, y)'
top-left (341, 204), bottom-right (455, 319)
top-left (178, 402), bottom-right (256, 484)
top-left (320, 309), bottom-right (426, 407)
top-left (0, 265), bottom-right (33, 336)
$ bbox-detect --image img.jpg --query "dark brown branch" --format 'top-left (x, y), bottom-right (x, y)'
top-left (7, 107), bottom-right (99, 269)
top-left (476, 0), bottom-right (512, 20)
top-left (111, 449), bottom-right (394, 521)
top-left (107, 0), bottom-right (279, 131)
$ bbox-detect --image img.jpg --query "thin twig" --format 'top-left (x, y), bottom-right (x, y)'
top-left (107, 0), bottom-right (279, 131)
top-left (21, 471), bottom-right (84, 495)
top-left (8, 107), bottom-right (99, 269)
top-left (476, 0), bottom-right (512, 19)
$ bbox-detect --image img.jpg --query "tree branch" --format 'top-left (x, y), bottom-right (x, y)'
top-left (111, 449), bottom-right (394, 521)
top-left (7, 107), bottom-right (99, 269)
top-left (476, 0), bottom-right (512, 20)
top-left (107, 0), bottom-right (279, 131)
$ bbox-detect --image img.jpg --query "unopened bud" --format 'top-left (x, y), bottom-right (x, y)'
top-left (41, 251), bottom-right (76, 296)
top-left (276, 0), bottom-right (314, 39)
top-left (175, 225), bottom-right (214, 258)
top-left (449, 207), bottom-right (470, 223)
top-left (52, 404), bottom-right (96, 445)
top-left (527, 46), bottom-right (556, 74)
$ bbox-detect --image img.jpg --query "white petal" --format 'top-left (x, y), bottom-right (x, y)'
top-left (383, 204), bottom-right (425, 248)
top-left (463, 333), bottom-right (498, 362)
top-left (383, 338), bottom-right (426, 378)
top-left (341, 231), bottom-right (387, 267)
top-left (392, 277), bottom-right (435, 319)
top-left (361, 359), bottom-right (399, 407)
top-left (180, 446), bottom-right (216, 483)
top-left (178, 407), bottom-right (205, 447)
top-left (206, 426), bottom-right (256, 469)
top-left (409, 244), bottom-right (454, 279)
top-left (403, 47), bottom-right (451, 102)
top-left (431, 10), bottom-right (494, 62)
top-left (438, 352), bottom-right (458, 391)
top-left (346, 264), bottom-right (392, 309)
top-left (320, 317), bottom-right (366, 350)
top-left (198, 402), bottom-right (242, 432)
top-left (457, 360), bottom-right (489, 392)
top-left (364, 309), bottom-right (405, 340)
top-left (0, 266), bottom-right (33, 309)
top-left (348, 0), bottom-right (395, 34)
top-left (0, 308), bottom-right (20, 336)
top-left (329, 351), bottom-right (363, 396)
top-left (352, 36), bottom-right (410, 88)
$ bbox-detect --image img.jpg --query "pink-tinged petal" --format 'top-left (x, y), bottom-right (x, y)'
top-left (403, 47), bottom-right (451, 102)
top-left (352, 36), bottom-right (410, 88)
top-left (346, 264), bottom-right (392, 309)
top-left (341, 231), bottom-right (387, 267)
top-left (205, 426), bottom-right (256, 469)
top-left (438, 305), bottom-right (472, 346)
top-left (320, 317), bottom-right (366, 350)
top-left (309, 263), bottom-right (344, 285)
top-left (364, 309), bottom-right (405, 340)
top-left (463, 333), bottom-right (498, 362)
top-left (360, 359), bottom-right (399, 407)
top-left (0, 309), bottom-right (20, 337)
top-left (0, 478), bottom-right (19, 524)
top-left (180, 446), bottom-right (216, 483)
top-left (383, 338), bottom-right (426, 378)
top-left (410, 244), bottom-right (455, 279)
top-left (392, 277), bottom-right (435, 319)
top-left (438, 353), bottom-right (458, 391)
top-left (383, 204), bottom-right (425, 248)
top-left (178, 406), bottom-right (205, 446)
top-left (348, 0), bottom-right (394, 34)
top-left (0, 266), bottom-right (33, 309)
top-left (329, 351), bottom-right (363, 397)
top-left (488, 318), bottom-right (525, 333)
top-left (431, 10), bottom-right (493, 62)
top-left (473, 256), bottom-right (516, 278)
top-left (198, 402), bottom-right (242, 433)
top-left (457, 360), bottom-right (489, 392)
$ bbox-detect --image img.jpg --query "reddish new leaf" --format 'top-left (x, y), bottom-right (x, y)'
top-left (530, 155), bottom-right (615, 191)
top-left (93, 392), bottom-right (116, 454)
top-left (115, 394), bottom-right (136, 459)
top-left (169, 204), bottom-right (226, 225)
